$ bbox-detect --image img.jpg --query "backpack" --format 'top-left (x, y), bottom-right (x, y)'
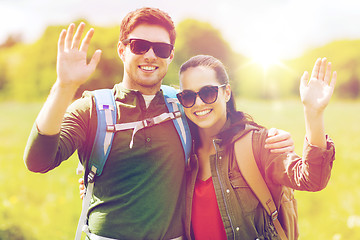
top-left (234, 131), bottom-right (299, 240)
top-left (75, 85), bottom-right (192, 240)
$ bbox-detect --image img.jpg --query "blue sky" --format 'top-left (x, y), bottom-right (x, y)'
top-left (1, 0), bottom-right (360, 62)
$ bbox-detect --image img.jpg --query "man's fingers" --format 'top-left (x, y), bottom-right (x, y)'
top-left (88, 50), bottom-right (102, 71)
top-left (71, 22), bottom-right (86, 49)
top-left (265, 130), bottom-right (294, 152)
top-left (80, 28), bottom-right (95, 53)
top-left (265, 139), bottom-right (294, 149)
top-left (266, 130), bottom-right (291, 144)
top-left (64, 23), bottom-right (75, 50)
top-left (58, 29), bottom-right (66, 53)
top-left (267, 128), bottom-right (278, 137)
top-left (269, 146), bottom-right (295, 154)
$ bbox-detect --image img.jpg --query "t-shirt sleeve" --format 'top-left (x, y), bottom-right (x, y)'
top-left (23, 95), bottom-right (92, 173)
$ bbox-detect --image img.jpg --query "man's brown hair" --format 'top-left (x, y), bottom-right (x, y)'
top-left (119, 7), bottom-right (176, 45)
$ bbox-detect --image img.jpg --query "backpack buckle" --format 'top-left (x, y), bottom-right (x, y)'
top-left (87, 166), bottom-right (97, 183)
top-left (88, 171), bottom-right (96, 183)
top-left (107, 125), bottom-right (116, 132)
top-left (271, 210), bottom-right (278, 221)
top-left (172, 111), bottom-right (181, 119)
top-left (143, 118), bottom-right (154, 127)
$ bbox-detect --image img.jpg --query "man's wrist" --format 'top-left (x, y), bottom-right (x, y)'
top-left (51, 80), bottom-right (79, 97)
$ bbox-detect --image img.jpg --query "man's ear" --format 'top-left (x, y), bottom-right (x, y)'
top-left (117, 41), bottom-right (125, 61)
top-left (167, 48), bottom-right (175, 64)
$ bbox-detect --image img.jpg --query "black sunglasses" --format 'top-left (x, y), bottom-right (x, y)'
top-left (121, 38), bottom-right (174, 59)
top-left (176, 84), bottom-right (227, 108)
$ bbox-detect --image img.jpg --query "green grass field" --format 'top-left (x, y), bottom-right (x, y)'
top-left (1, 100), bottom-right (359, 239)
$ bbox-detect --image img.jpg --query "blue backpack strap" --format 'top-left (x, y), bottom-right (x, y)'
top-left (76, 89), bottom-right (117, 240)
top-left (88, 89), bottom-right (117, 179)
top-left (161, 85), bottom-right (192, 165)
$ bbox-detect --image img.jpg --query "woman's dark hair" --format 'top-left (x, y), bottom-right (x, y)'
top-left (179, 55), bottom-right (259, 145)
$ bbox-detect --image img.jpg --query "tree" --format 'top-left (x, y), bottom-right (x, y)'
top-left (0, 34), bottom-right (22, 49)
top-left (2, 21), bottom-right (123, 100)
top-left (164, 19), bottom-right (242, 95)
top-left (338, 74), bottom-right (360, 99)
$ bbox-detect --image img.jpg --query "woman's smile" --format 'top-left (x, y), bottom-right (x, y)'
top-left (193, 108), bottom-right (212, 117)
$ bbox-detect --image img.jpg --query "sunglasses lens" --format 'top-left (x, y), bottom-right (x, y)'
top-left (128, 39), bottom-right (173, 58)
top-left (130, 39), bottom-right (151, 55)
top-left (199, 86), bottom-right (218, 104)
top-left (177, 86), bottom-right (221, 108)
top-left (153, 43), bottom-right (173, 58)
top-left (177, 91), bottom-right (197, 108)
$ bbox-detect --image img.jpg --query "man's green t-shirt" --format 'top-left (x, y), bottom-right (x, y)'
top-left (25, 84), bottom-right (186, 239)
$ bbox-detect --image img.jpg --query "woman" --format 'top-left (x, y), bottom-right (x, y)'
top-left (176, 55), bottom-right (336, 239)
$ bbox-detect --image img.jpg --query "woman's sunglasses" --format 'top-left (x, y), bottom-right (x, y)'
top-left (121, 38), bottom-right (174, 59)
top-left (176, 84), bottom-right (227, 108)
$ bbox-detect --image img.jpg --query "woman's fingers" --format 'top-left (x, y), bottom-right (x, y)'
top-left (324, 62), bottom-right (332, 85)
top-left (79, 178), bottom-right (85, 200)
top-left (300, 71), bottom-right (309, 89)
top-left (318, 57), bottom-right (327, 81)
top-left (330, 71), bottom-right (337, 89)
top-left (310, 58), bottom-right (321, 80)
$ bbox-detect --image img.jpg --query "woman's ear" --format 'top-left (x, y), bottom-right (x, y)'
top-left (225, 84), bottom-right (232, 102)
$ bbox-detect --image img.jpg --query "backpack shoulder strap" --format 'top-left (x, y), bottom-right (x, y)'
top-left (75, 89), bottom-right (117, 240)
top-left (161, 85), bottom-right (192, 166)
top-left (234, 131), bottom-right (288, 240)
top-left (88, 89), bottom-right (117, 178)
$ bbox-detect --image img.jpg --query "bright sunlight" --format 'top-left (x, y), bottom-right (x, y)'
top-left (249, 48), bottom-right (283, 71)
top-left (243, 42), bottom-right (287, 73)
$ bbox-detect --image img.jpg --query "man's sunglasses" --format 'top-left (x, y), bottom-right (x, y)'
top-left (176, 84), bottom-right (227, 108)
top-left (121, 38), bottom-right (174, 59)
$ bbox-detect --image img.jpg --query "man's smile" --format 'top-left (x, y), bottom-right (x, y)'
top-left (139, 65), bottom-right (158, 71)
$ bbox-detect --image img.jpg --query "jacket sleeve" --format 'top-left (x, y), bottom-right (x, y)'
top-left (254, 128), bottom-right (335, 192)
top-left (23, 96), bottom-right (92, 173)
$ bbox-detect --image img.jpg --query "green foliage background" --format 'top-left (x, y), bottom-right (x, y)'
top-left (1, 19), bottom-right (360, 101)
top-left (0, 18), bottom-right (360, 239)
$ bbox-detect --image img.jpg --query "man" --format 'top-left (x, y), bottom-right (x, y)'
top-left (24, 7), bottom-right (294, 239)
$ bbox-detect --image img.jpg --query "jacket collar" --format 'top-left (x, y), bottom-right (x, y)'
top-left (213, 113), bottom-right (259, 146)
